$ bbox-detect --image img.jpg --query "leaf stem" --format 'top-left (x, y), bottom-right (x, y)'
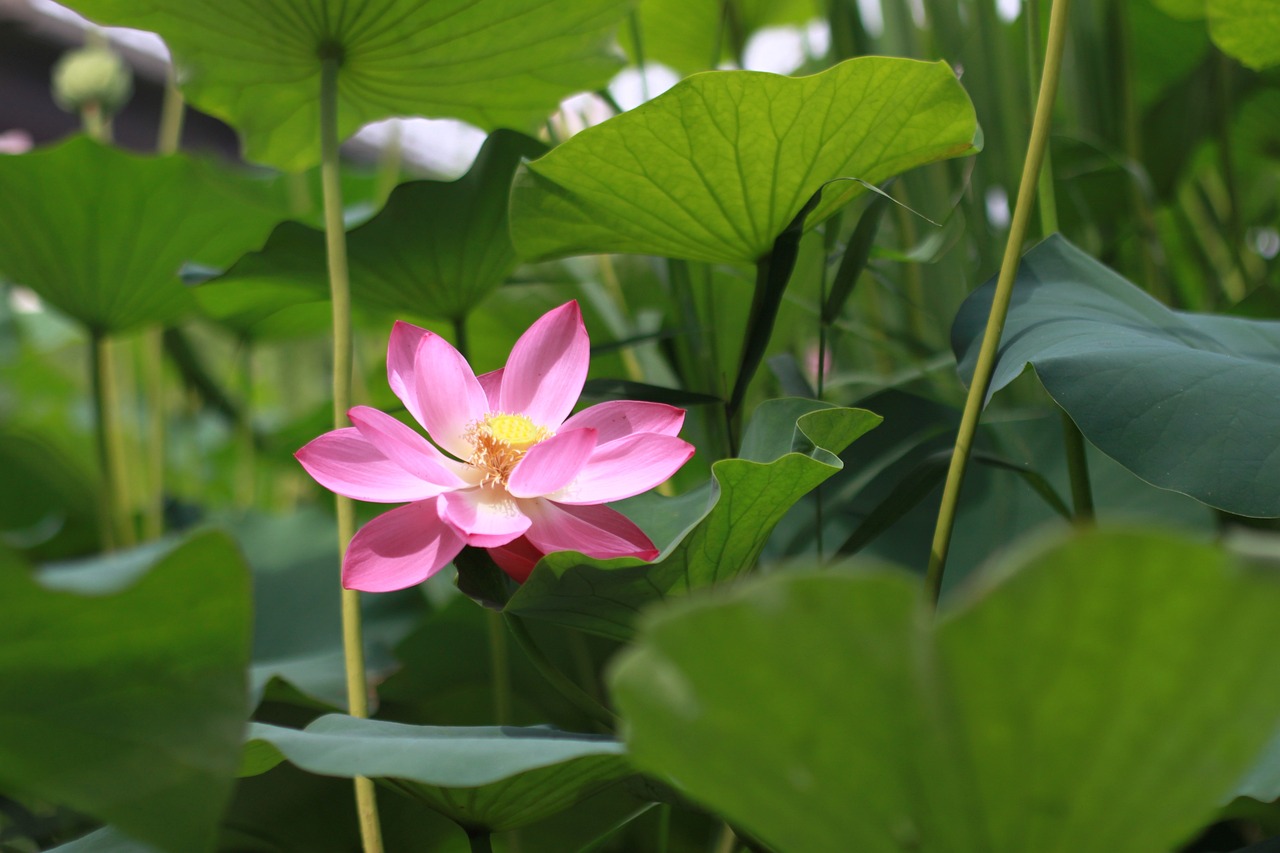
top-left (452, 314), bottom-right (470, 361)
top-left (467, 830), bottom-right (494, 853)
top-left (89, 331), bottom-right (132, 549)
top-left (1024, 0), bottom-right (1094, 522)
top-left (504, 613), bottom-right (619, 730)
top-left (319, 54), bottom-right (384, 853)
top-left (924, 0), bottom-right (1073, 604)
top-left (235, 338), bottom-right (257, 508)
top-left (141, 68), bottom-right (185, 540)
top-left (156, 67), bottom-right (185, 155)
top-left (486, 610), bottom-right (512, 724)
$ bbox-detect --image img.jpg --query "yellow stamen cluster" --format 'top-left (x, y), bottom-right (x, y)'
top-left (466, 413), bottom-right (551, 487)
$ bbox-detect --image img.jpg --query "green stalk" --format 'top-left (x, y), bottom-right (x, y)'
top-left (235, 339), bottom-right (257, 508)
top-left (467, 830), bottom-right (494, 853)
top-left (140, 330), bottom-right (166, 538)
top-left (82, 102), bottom-right (107, 143)
top-left (374, 120), bottom-right (402, 207)
top-left (156, 68), bottom-right (185, 154)
top-left (505, 614), bottom-right (618, 730)
top-left (1025, 0), bottom-right (1093, 523)
top-left (925, 0), bottom-right (1073, 604)
top-left (92, 333), bottom-right (136, 548)
top-left (319, 54), bottom-right (384, 853)
top-left (89, 332), bottom-right (119, 550)
top-left (141, 70), bottom-right (185, 540)
top-left (486, 611), bottom-right (512, 724)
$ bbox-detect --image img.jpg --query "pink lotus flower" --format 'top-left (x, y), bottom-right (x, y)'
top-left (297, 301), bottom-right (695, 591)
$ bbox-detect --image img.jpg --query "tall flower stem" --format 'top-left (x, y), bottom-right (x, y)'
top-left (925, 0), bottom-right (1073, 604)
top-left (486, 610), bottom-right (513, 724)
top-left (319, 54), bottom-right (384, 853)
top-left (90, 331), bottom-right (134, 550)
top-left (81, 102), bottom-right (134, 549)
top-left (141, 69), bottom-right (186, 539)
top-left (1025, 0), bottom-right (1093, 523)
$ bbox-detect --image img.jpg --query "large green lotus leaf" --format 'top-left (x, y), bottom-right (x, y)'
top-left (623, 0), bottom-right (819, 74)
top-left (220, 509), bottom-right (425, 707)
top-left (60, 0), bottom-right (628, 171)
top-left (952, 234), bottom-right (1280, 518)
top-left (510, 57), bottom-right (978, 265)
top-left (502, 399), bottom-right (881, 639)
top-left (0, 531), bottom-right (251, 853)
top-left (198, 130), bottom-right (546, 332)
top-left (610, 528), bottom-right (1280, 853)
top-left (47, 827), bottom-right (159, 853)
top-left (1208, 0), bottom-right (1280, 69)
top-left (242, 715), bottom-right (629, 832)
top-left (1151, 0), bottom-right (1204, 21)
top-left (0, 428), bottom-right (101, 561)
top-left (0, 137), bottom-right (280, 334)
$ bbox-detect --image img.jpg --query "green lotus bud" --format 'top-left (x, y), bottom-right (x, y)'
top-left (52, 44), bottom-right (134, 116)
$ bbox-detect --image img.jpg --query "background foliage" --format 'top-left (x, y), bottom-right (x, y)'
top-left (1, 0), bottom-right (1279, 851)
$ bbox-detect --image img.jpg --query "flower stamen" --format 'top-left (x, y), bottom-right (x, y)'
top-left (466, 412), bottom-right (551, 486)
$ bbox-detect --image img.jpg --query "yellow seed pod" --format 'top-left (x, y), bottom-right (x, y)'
top-left (52, 44), bottom-right (134, 116)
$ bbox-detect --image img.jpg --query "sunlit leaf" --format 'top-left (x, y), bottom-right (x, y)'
top-left (243, 715), bottom-right (629, 831)
top-left (499, 399), bottom-right (881, 639)
top-left (60, 0), bottom-right (629, 171)
top-left (610, 528), bottom-right (1280, 852)
top-left (1208, 0), bottom-right (1280, 69)
top-left (623, 0), bottom-right (820, 73)
top-left (0, 532), bottom-right (251, 853)
top-left (952, 234), bottom-right (1280, 518)
top-left (511, 56), bottom-right (978, 264)
top-left (0, 138), bottom-right (280, 334)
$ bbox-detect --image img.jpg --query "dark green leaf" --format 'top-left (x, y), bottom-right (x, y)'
top-left (501, 400), bottom-right (881, 639)
top-left (0, 138), bottom-right (280, 334)
top-left (822, 191), bottom-right (891, 325)
top-left (199, 131), bottom-right (548, 332)
top-left (0, 532), bottom-right (252, 853)
top-left (243, 715), bottom-right (629, 831)
top-left (579, 378), bottom-right (722, 406)
top-left (953, 234), bottom-right (1280, 517)
top-left (223, 509), bottom-right (426, 707)
top-left (610, 528), bottom-right (1280, 852)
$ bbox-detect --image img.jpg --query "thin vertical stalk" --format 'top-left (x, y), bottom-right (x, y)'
top-left (486, 611), bottom-right (512, 724)
top-left (156, 68), bottom-right (185, 154)
top-left (714, 823), bottom-right (737, 853)
top-left (89, 332), bottom-right (115, 551)
top-left (141, 69), bottom-right (185, 539)
top-left (140, 330), bottom-right (166, 538)
top-left (235, 339), bottom-right (257, 508)
top-left (656, 803), bottom-right (671, 853)
top-left (452, 315), bottom-right (470, 362)
top-left (628, 11), bottom-right (652, 101)
top-left (1026, 0), bottom-right (1093, 523)
top-left (82, 102), bottom-right (107, 143)
top-left (319, 54), bottom-right (384, 853)
top-left (90, 332), bottom-right (135, 549)
top-left (925, 0), bottom-right (1073, 604)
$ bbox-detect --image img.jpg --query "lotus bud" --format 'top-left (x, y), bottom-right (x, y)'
top-left (52, 43), bottom-right (133, 116)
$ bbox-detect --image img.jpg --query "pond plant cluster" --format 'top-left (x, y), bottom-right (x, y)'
top-left (1, 0), bottom-right (1279, 851)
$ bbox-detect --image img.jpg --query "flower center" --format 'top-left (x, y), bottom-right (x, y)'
top-left (466, 413), bottom-right (551, 486)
